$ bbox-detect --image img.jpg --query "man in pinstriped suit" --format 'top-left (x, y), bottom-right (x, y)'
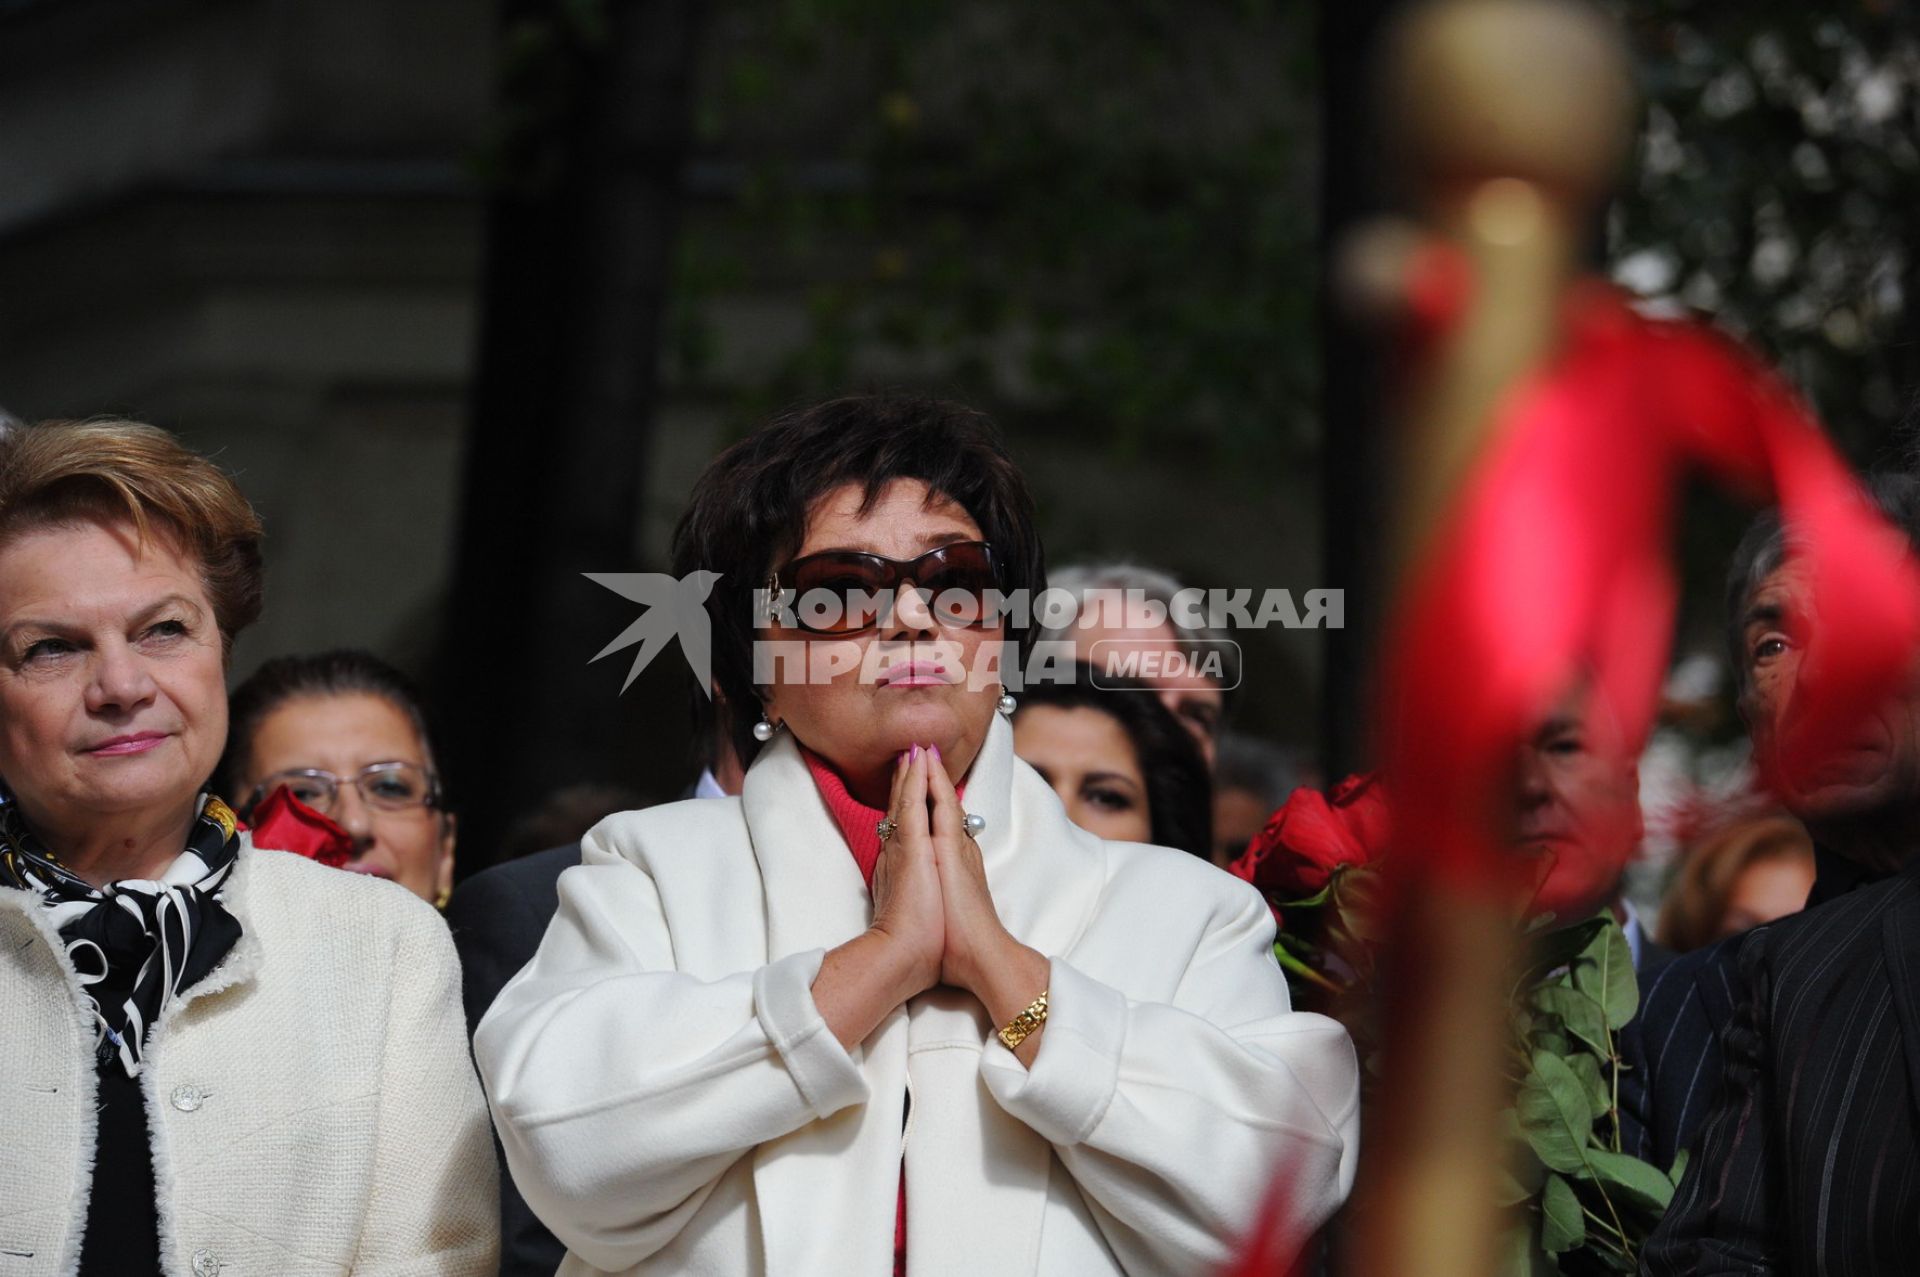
top-left (1642, 862), bottom-right (1920, 1273)
top-left (1639, 473), bottom-right (1920, 1273)
top-left (1620, 475), bottom-right (1920, 1173)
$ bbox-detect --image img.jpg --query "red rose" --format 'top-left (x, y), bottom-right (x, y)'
top-left (246, 785), bottom-right (355, 868)
top-left (1230, 772), bottom-right (1390, 901)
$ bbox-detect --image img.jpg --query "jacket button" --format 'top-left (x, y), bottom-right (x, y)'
top-left (190, 1249), bottom-right (222, 1275)
top-left (170, 1084), bottom-right (205, 1112)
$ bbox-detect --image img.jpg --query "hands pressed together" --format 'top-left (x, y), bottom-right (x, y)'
top-left (815, 745), bottom-right (1050, 1063)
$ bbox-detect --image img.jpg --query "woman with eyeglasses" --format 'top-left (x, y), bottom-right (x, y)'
top-left (476, 395), bottom-right (1359, 1276)
top-left (0, 419), bottom-right (495, 1274)
top-left (223, 650), bottom-right (456, 906)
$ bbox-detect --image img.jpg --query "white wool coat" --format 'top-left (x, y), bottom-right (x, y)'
top-left (0, 844), bottom-right (499, 1276)
top-left (477, 715), bottom-right (1359, 1276)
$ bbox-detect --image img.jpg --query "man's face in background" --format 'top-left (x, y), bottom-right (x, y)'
top-left (1070, 617), bottom-right (1225, 766)
top-left (1740, 556), bottom-right (1920, 820)
top-left (1513, 694), bottom-right (1643, 921)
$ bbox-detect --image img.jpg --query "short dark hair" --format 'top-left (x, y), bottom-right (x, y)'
top-left (1724, 471), bottom-right (1920, 696)
top-left (219, 649), bottom-right (445, 811)
top-left (672, 395), bottom-right (1046, 766)
top-left (1013, 662), bottom-right (1213, 859)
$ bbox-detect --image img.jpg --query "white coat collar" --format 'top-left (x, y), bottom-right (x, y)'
top-left (739, 724), bottom-right (872, 959)
top-left (738, 711), bottom-right (1081, 956)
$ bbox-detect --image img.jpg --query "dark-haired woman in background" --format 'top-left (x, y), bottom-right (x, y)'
top-left (1010, 663), bottom-right (1212, 859)
top-left (477, 394), bottom-right (1356, 1276)
top-left (222, 649), bottom-right (456, 906)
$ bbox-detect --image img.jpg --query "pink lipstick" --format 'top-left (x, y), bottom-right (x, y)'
top-left (879, 660), bottom-right (952, 688)
top-left (84, 732), bottom-right (168, 756)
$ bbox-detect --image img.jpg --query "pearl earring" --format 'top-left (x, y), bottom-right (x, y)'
top-left (752, 714), bottom-right (777, 743)
top-left (997, 691), bottom-right (1017, 716)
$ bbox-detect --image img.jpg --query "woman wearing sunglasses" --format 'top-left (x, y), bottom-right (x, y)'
top-left (223, 649), bottom-right (456, 906)
top-left (476, 395), bottom-right (1358, 1276)
top-left (0, 420), bottom-right (495, 1275)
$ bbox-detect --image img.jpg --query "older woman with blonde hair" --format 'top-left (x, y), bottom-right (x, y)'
top-left (1655, 810), bottom-right (1815, 952)
top-left (0, 419), bottom-right (496, 1274)
top-left (477, 396), bottom-right (1358, 1276)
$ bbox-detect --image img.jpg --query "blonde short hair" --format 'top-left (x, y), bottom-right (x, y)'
top-left (0, 418), bottom-right (264, 646)
top-left (1656, 813), bottom-right (1813, 953)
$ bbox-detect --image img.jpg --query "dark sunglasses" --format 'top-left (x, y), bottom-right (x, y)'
top-left (765, 540), bottom-right (1003, 635)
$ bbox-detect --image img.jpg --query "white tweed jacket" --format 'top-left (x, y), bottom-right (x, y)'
top-left (0, 842), bottom-right (499, 1276)
top-left (477, 714), bottom-right (1360, 1276)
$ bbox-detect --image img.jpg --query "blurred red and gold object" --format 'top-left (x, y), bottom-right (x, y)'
top-left (1234, 0), bottom-right (1920, 1273)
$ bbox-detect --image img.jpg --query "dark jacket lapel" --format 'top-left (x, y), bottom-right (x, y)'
top-left (1808, 844), bottom-right (1885, 908)
top-left (1879, 871), bottom-right (1920, 1113)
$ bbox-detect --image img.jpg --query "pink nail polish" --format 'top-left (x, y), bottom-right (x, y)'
top-left (911, 744), bottom-right (922, 761)
top-left (931, 744), bottom-right (942, 760)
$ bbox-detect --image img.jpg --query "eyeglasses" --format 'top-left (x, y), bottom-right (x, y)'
top-left (244, 762), bottom-right (441, 819)
top-left (766, 540), bottom-right (1002, 635)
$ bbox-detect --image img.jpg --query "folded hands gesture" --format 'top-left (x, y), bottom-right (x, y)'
top-left (864, 745), bottom-right (1049, 1060)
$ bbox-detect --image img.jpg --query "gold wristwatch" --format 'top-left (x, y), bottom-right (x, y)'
top-left (996, 990), bottom-right (1049, 1051)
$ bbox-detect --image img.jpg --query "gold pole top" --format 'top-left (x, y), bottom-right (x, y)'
top-left (1378, 0), bottom-right (1637, 207)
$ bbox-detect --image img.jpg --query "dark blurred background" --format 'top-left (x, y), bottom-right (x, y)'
top-left (1, 0), bottom-right (1913, 871)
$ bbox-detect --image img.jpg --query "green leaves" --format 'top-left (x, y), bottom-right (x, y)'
top-left (1668, 1147), bottom-right (1691, 1189)
top-left (1533, 985), bottom-right (1612, 1058)
top-left (1517, 1052), bottom-right (1595, 1175)
top-left (1566, 1049), bottom-right (1612, 1117)
top-left (1271, 882), bottom-right (1670, 1275)
top-left (1507, 913), bottom-right (1670, 1273)
top-left (1586, 1149), bottom-right (1676, 1215)
top-left (1571, 920), bottom-right (1638, 1030)
top-left (1540, 1174), bottom-right (1586, 1254)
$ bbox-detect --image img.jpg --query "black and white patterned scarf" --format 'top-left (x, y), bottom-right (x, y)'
top-left (0, 794), bottom-right (244, 1077)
